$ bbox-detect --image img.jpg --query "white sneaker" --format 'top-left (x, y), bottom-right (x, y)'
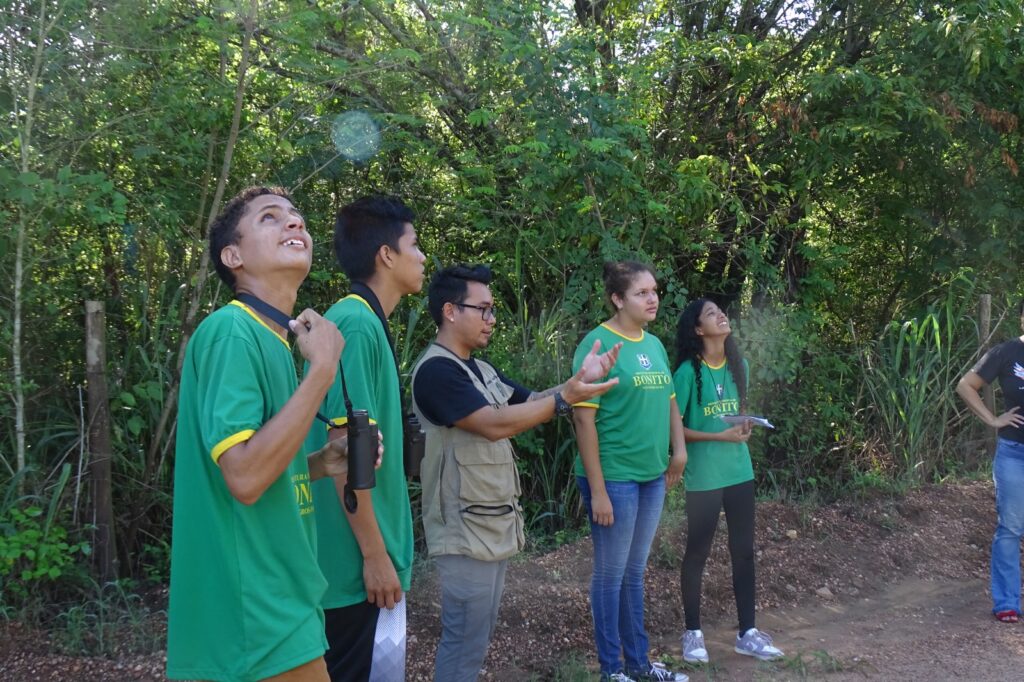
top-left (605, 673), bottom-right (637, 682)
top-left (681, 628), bottom-right (709, 663)
top-left (734, 627), bottom-right (784, 661)
top-left (637, 661), bottom-right (688, 681)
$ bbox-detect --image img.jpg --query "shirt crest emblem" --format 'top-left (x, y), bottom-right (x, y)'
top-left (637, 353), bottom-right (652, 370)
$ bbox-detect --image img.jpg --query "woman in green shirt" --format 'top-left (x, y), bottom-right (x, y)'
top-left (573, 261), bottom-right (688, 682)
top-left (673, 298), bottom-right (783, 665)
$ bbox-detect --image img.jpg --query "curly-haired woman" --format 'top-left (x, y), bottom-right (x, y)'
top-left (673, 298), bottom-right (783, 665)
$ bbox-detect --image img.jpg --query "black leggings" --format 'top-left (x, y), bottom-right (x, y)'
top-left (681, 479), bottom-right (756, 633)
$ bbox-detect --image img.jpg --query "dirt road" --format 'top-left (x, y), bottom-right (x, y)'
top-left (407, 480), bottom-right (1022, 680)
top-left (654, 577), bottom-right (1024, 681)
top-left (4, 480), bottom-right (1022, 681)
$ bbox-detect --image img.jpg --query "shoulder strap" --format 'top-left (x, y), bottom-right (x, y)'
top-left (233, 293), bottom-right (349, 428)
top-left (426, 343), bottom-right (509, 405)
top-left (349, 282), bottom-right (401, 383)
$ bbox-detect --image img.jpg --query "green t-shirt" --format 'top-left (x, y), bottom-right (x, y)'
top-left (307, 295), bottom-right (413, 608)
top-left (673, 358), bottom-right (754, 491)
top-left (167, 301), bottom-right (327, 682)
top-left (572, 324), bottom-right (675, 482)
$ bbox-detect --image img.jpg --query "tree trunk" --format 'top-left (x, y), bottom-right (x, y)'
top-left (85, 300), bottom-right (117, 583)
top-left (11, 0), bottom-right (58, 481)
top-left (979, 294), bottom-right (995, 458)
top-left (13, 215), bottom-right (27, 479)
top-left (143, 0), bottom-right (258, 482)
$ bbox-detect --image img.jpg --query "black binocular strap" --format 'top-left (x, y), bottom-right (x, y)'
top-left (234, 293), bottom-right (355, 427)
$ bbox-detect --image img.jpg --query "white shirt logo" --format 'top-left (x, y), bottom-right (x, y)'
top-left (637, 353), bottom-right (652, 370)
top-left (1014, 362), bottom-right (1024, 382)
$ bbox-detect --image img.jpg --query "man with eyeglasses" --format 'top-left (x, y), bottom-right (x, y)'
top-left (410, 263), bottom-right (621, 682)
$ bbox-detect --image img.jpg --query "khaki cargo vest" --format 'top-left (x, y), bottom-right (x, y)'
top-left (411, 343), bottom-right (525, 561)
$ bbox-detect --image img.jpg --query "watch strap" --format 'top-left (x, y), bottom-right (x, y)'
top-left (553, 391), bottom-right (573, 417)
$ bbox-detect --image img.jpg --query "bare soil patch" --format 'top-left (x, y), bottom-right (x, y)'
top-left (3, 480), bottom-right (1018, 681)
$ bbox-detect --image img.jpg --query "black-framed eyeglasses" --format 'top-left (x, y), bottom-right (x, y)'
top-left (456, 302), bottom-right (497, 321)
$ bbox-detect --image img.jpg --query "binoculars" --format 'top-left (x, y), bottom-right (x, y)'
top-left (342, 410), bottom-right (425, 512)
top-left (403, 414), bottom-right (426, 478)
top-left (346, 409), bottom-right (378, 491)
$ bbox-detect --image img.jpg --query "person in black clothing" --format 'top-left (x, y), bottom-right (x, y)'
top-left (957, 297), bottom-right (1024, 623)
top-left (411, 264), bottom-right (621, 682)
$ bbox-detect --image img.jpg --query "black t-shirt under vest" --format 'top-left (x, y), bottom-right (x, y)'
top-left (413, 356), bottom-right (531, 427)
top-left (973, 338), bottom-right (1024, 443)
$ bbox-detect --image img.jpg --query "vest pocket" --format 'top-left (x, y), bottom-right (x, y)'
top-left (460, 505), bottom-right (519, 560)
top-left (452, 445), bottom-right (516, 505)
top-left (462, 503), bottom-right (514, 516)
top-left (452, 445), bottom-right (520, 559)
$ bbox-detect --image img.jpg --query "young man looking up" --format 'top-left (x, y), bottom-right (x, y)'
top-left (410, 264), bottom-right (621, 682)
top-left (167, 186), bottom-right (347, 682)
top-left (308, 196), bottom-right (425, 682)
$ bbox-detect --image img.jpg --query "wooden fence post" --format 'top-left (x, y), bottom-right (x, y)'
top-left (85, 300), bottom-right (117, 583)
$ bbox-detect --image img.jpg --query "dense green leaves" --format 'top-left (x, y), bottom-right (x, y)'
top-left (0, 0), bottom-right (1022, 585)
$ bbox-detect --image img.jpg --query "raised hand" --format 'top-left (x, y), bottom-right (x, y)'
top-left (561, 363), bottom-right (620, 405)
top-left (291, 308), bottom-right (344, 374)
top-left (578, 339), bottom-right (622, 383)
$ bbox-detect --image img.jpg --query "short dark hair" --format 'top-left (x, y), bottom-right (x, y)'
top-left (427, 264), bottom-right (493, 326)
top-left (334, 195), bottom-right (415, 282)
top-left (209, 186), bottom-right (292, 291)
top-left (602, 260), bottom-right (655, 308)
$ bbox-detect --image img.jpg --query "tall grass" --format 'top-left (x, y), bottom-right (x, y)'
top-left (52, 579), bottom-right (164, 656)
top-left (742, 278), bottom-right (1015, 500)
top-left (858, 285), bottom-right (980, 482)
top-left (487, 290), bottom-right (587, 536)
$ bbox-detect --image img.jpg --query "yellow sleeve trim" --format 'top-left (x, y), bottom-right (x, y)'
top-left (573, 401), bottom-right (599, 409)
top-left (669, 393), bottom-right (676, 400)
top-left (211, 429), bottom-right (256, 464)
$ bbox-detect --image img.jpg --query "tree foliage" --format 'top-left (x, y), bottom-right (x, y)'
top-left (1, 0), bottom-right (1021, 587)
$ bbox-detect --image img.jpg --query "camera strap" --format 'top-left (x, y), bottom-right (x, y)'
top-left (237, 292), bottom-right (365, 514)
top-left (234, 293), bottom-right (354, 426)
top-left (348, 282), bottom-right (402, 383)
top-left (349, 282), bottom-right (413, 412)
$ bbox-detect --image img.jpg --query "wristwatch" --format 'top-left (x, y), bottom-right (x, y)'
top-left (553, 391), bottom-right (573, 417)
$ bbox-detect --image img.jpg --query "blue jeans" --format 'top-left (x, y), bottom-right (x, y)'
top-left (992, 438), bottom-right (1024, 613)
top-left (577, 475), bottom-right (666, 676)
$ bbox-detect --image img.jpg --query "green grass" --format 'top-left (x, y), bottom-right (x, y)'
top-left (50, 579), bottom-right (164, 657)
top-left (529, 656), bottom-right (594, 681)
top-left (775, 648), bottom-right (854, 678)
